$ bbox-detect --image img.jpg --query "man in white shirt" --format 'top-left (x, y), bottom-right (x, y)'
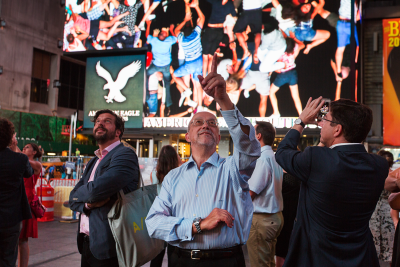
top-left (247, 121), bottom-right (284, 267)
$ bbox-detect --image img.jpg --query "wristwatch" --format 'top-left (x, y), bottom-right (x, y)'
top-left (294, 118), bottom-right (305, 128)
top-left (193, 217), bottom-right (202, 234)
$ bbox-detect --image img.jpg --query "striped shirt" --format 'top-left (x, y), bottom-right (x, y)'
top-left (87, 6), bottom-right (103, 21)
top-left (178, 26), bottom-right (202, 62)
top-left (146, 106), bottom-right (261, 249)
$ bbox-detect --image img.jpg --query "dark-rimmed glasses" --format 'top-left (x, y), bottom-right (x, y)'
top-left (317, 115), bottom-right (342, 125)
top-left (191, 119), bottom-right (219, 127)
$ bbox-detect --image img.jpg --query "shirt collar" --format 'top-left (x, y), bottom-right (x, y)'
top-left (94, 140), bottom-right (121, 159)
top-left (329, 143), bottom-right (363, 149)
top-left (261, 145), bottom-right (273, 152)
top-left (187, 151), bottom-right (220, 169)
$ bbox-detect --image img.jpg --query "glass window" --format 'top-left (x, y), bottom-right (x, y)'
top-left (58, 58), bottom-right (86, 109)
top-left (31, 49), bottom-right (52, 104)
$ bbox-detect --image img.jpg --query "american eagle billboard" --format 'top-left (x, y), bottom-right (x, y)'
top-left (83, 54), bottom-right (145, 128)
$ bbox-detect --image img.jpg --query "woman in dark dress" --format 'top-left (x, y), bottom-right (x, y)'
top-left (275, 171), bottom-right (301, 267)
top-left (18, 143), bottom-right (42, 267)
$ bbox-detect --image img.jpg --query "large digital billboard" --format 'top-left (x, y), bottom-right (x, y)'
top-left (141, 0), bottom-right (359, 128)
top-left (83, 54), bottom-right (145, 128)
top-left (69, 0), bottom-right (358, 128)
top-left (383, 18), bottom-right (400, 146)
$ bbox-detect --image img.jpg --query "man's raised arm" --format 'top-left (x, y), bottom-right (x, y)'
top-left (197, 54), bottom-right (260, 171)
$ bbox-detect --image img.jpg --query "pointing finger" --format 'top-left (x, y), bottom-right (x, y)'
top-left (211, 53), bottom-right (218, 73)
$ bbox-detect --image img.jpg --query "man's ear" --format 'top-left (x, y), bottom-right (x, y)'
top-left (185, 132), bottom-right (191, 143)
top-left (116, 129), bottom-right (121, 138)
top-left (256, 132), bottom-right (262, 141)
top-left (333, 124), bottom-right (343, 138)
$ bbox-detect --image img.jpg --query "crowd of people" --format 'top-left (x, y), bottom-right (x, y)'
top-left (64, 0), bottom-right (359, 118)
top-left (1, 52), bottom-right (397, 267)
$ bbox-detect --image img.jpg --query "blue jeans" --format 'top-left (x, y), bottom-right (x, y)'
top-left (147, 63), bottom-right (172, 107)
top-left (147, 94), bottom-right (158, 114)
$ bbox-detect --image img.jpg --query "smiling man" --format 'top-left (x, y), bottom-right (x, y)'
top-left (146, 54), bottom-right (261, 267)
top-left (69, 110), bottom-right (139, 267)
top-left (275, 98), bottom-right (389, 267)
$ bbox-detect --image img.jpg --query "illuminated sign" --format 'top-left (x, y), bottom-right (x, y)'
top-left (144, 117), bottom-right (318, 129)
top-left (84, 55), bottom-right (145, 129)
top-left (383, 19), bottom-right (400, 145)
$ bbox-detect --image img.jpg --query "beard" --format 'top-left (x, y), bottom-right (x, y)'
top-left (193, 130), bottom-right (217, 148)
top-left (94, 127), bottom-right (115, 144)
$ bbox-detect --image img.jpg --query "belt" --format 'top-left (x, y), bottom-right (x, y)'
top-left (175, 245), bottom-right (241, 260)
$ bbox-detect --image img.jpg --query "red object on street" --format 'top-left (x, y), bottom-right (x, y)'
top-left (61, 125), bottom-right (70, 136)
top-left (146, 51), bottom-right (153, 68)
top-left (37, 184), bottom-right (55, 222)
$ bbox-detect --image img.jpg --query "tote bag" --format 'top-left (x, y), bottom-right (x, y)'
top-left (108, 172), bottom-right (165, 267)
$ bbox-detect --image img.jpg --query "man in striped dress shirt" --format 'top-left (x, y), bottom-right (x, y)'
top-left (146, 54), bottom-right (261, 267)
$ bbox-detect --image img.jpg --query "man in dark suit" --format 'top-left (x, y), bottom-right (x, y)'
top-left (275, 98), bottom-right (389, 267)
top-left (69, 110), bottom-right (139, 267)
top-left (0, 118), bottom-right (33, 267)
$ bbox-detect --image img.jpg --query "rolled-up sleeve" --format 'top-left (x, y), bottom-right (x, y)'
top-left (248, 159), bottom-right (270, 194)
top-left (146, 176), bottom-right (194, 243)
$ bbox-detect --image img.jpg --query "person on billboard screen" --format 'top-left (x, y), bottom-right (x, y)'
top-left (110, 0), bottom-right (146, 48)
top-left (201, 0), bottom-right (236, 78)
top-left (233, 0), bottom-right (262, 64)
top-left (272, 0), bottom-right (330, 54)
top-left (312, 2), bottom-right (359, 99)
top-left (145, 22), bottom-right (177, 116)
top-left (257, 16), bottom-right (287, 74)
top-left (147, 72), bottom-right (165, 117)
top-left (138, 0), bottom-right (162, 31)
top-left (269, 33), bottom-right (304, 117)
top-left (172, 0), bottom-right (205, 108)
top-left (67, 6), bottom-right (132, 50)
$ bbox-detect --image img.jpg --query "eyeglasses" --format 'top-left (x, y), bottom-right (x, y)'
top-left (317, 115), bottom-right (342, 125)
top-left (191, 119), bottom-right (219, 127)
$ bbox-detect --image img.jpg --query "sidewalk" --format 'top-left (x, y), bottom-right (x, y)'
top-left (27, 219), bottom-right (251, 267)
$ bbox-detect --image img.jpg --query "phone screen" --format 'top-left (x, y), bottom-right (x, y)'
top-left (318, 99), bottom-right (331, 119)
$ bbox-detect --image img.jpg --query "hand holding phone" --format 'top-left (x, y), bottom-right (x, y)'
top-left (298, 97), bottom-right (326, 125)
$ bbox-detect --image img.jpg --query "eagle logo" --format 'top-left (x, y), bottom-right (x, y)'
top-left (95, 60), bottom-right (142, 103)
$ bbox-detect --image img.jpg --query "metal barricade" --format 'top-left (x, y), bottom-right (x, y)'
top-left (40, 156), bottom-right (94, 180)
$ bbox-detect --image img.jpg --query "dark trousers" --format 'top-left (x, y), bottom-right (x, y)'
top-left (169, 246), bottom-right (246, 267)
top-left (150, 243), bottom-right (175, 267)
top-left (81, 236), bottom-right (119, 267)
top-left (146, 63), bottom-right (172, 107)
top-left (0, 222), bottom-right (21, 267)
